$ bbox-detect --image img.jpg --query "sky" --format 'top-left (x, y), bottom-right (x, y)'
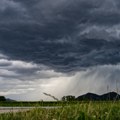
top-left (0, 0), bottom-right (120, 101)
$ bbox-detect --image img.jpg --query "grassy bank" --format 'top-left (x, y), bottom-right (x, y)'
top-left (0, 101), bottom-right (76, 107)
top-left (0, 101), bottom-right (120, 120)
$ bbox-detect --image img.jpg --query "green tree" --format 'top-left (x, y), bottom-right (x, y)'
top-left (62, 95), bottom-right (75, 101)
top-left (0, 96), bottom-right (6, 101)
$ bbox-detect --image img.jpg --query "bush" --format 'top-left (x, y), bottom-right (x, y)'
top-left (0, 96), bottom-right (6, 101)
top-left (62, 95), bottom-right (75, 101)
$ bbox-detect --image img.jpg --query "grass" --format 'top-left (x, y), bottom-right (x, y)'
top-left (0, 101), bottom-right (120, 120)
top-left (0, 101), bottom-right (76, 107)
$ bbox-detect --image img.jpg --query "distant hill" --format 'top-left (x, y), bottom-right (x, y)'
top-left (0, 96), bottom-right (16, 102)
top-left (76, 92), bottom-right (120, 101)
top-left (76, 93), bottom-right (100, 101)
top-left (6, 98), bottom-right (16, 102)
top-left (100, 92), bottom-right (120, 100)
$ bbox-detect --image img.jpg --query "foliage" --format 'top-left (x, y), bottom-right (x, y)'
top-left (62, 95), bottom-right (76, 101)
top-left (0, 96), bottom-right (6, 101)
top-left (0, 101), bottom-right (120, 120)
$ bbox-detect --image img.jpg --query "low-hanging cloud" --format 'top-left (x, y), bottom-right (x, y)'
top-left (0, 53), bottom-right (120, 101)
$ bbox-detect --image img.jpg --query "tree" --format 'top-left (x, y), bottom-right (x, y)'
top-left (62, 95), bottom-right (75, 101)
top-left (0, 96), bottom-right (6, 101)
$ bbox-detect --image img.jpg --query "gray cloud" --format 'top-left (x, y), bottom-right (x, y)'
top-left (12, 0), bottom-right (120, 26)
top-left (0, 53), bottom-right (120, 101)
top-left (0, 0), bottom-right (120, 25)
top-left (0, 53), bottom-right (65, 80)
top-left (0, 0), bottom-right (31, 24)
top-left (0, 0), bottom-right (120, 100)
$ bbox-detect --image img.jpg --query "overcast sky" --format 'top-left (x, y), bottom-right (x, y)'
top-left (0, 0), bottom-right (120, 101)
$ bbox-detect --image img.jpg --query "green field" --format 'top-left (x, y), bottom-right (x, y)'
top-left (0, 101), bottom-right (120, 120)
top-left (0, 101), bottom-right (76, 107)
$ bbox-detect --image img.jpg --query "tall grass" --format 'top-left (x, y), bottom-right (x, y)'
top-left (0, 101), bottom-right (120, 120)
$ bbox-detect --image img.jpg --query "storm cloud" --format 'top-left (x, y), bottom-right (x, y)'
top-left (0, 53), bottom-right (120, 101)
top-left (0, 0), bottom-right (120, 100)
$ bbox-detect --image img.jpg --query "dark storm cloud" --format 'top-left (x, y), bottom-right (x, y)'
top-left (1, 52), bottom-right (120, 100)
top-left (0, 54), bottom-right (64, 80)
top-left (0, 0), bottom-right (120, 72)
top-left (0, 0), bottom-right (29, 23)
top-left (13, 0), bottom-right (120, 25)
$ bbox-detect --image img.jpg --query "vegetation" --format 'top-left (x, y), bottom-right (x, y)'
top-left (0, 96), bottom-right (6, 102)
top-left (0, 101), bottom-right (76, 107)
top-left (0, 101), bottom-right (120, 120)
top-left (0, 93), bottom-right (120, 120)
top-left (62, 95), bottom-right (76, 101)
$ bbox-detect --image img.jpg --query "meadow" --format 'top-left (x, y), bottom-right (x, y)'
top-left (0, 101), bottom-right (120, 120)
